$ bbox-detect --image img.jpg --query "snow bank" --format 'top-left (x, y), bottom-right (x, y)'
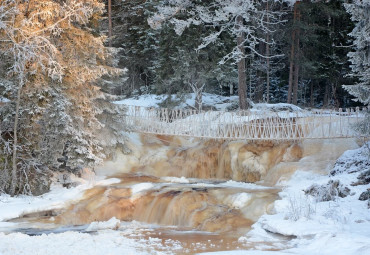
top-left (86, 217), bottom-right (121, 231)
top-left (239, 144), bottom-right (370, 254)
top-left (0, 231), bottom-right (148, 255)
top-left (115, 93), bottom-right (239, 111)
top-left (115, 94), bottom-right (166, 108)
top-left (251, 103), bottom-right (302, 112)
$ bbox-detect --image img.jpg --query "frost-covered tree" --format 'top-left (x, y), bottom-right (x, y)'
top-left (108, 0), bottom-right (157, 95)
top-left (344, 0), bottom-right (370, 136)
top-left (148, 0), bottom-right (283, 109)
top-left (344, 0), bottom-right (370, 106)
top-left (0, 0), bottom-right (125, 195)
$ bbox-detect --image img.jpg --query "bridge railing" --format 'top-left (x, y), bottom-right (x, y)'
top-left (123, 105), bottom-right (368, 140)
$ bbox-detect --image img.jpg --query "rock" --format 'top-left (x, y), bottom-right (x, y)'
top-left (355, 170), bottom-right (370, 186)
top-left (359, 189), bottom-right (370, 201)
top-left (304, 180), bottom-right (351, 202)
top-left (330, 146), bottom-right (370, 176)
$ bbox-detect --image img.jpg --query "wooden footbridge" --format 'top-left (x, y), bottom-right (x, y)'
top-left (123, 105), bottom-right (368, 141)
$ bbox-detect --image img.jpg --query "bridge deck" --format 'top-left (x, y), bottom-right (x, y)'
top-left (123, 105), bottom-right (368, 141)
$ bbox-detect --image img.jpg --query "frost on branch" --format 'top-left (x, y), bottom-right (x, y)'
top-left (149, 0), bottom-right (283, 63)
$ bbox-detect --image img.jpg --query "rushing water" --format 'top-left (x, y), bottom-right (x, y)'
top-left (5, 134), bottom-right (359, 254)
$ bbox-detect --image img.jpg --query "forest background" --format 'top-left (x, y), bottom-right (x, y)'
top-left (0, 0), bottom-right (368, 196)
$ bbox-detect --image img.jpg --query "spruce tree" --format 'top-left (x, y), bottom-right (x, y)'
top-left (344, 0), bottom-right (370, 137)
top-left (0, 0), bottom-right (125, 195)
top-left (344, 0), bottom-right (370, 106)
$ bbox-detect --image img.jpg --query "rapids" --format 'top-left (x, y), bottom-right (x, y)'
top-left (8, 133), bottom-right (359, 253)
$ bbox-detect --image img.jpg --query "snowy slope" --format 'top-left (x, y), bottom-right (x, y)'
top-left (232, 144), bottom-right (370, 255)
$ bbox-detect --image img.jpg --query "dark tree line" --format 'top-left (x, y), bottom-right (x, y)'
top-left (105, 0), bottom-right (360, 109)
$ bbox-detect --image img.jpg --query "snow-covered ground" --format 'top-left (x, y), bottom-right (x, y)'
top-left (115, 93), bottom-right (239, 111)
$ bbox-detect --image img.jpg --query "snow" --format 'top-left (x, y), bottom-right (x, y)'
top-left (0, 231), bottom-right (148, 255)
top-left (228, 193), bottom-right (253, 209)
top-left (220, 180), bottom-right (272, 190)
top-left (86, 217), bottom-right (121, 231)
top-left (195, 144), bottom-right (370, 255)
top-left (115, 94), bottom-right (167, 108)
top-left (131, 182), bottom-right (154, 194)
top-left (251, 103), bottom-right (302, 112)
top-left (161, 176), bottom-right (190, 183)
top-left (115, 93), bottom-right (239, 111)
top-left (0, 97), bottom-right (10, 103)
top-left (235, 144), bottom-right (370, 255)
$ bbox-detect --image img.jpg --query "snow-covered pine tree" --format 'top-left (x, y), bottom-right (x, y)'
top-left (0, 0), bottom-right (126, 195)
top-left (344, 0), bottom-right (370, 137)
top-left (108, 0), bottom-right (158, 95)
top-left (344, 0), bottom-right (370, 106)
top-left (151, 17), bottom-right (235, 109)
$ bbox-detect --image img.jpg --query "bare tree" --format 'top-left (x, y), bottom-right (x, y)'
top-left (189, 81), bottom-right (205, 111)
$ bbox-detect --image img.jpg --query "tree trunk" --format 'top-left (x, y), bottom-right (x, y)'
top-left (10, 80), bottom-right (23, 197)
top-left (255, 42), bottom-right (265, 102)
top-left (310, 81), bottom-right (314, 108)
top-left (25, 0), bottom-right (32, 18)
top-left (108, 0), bottom-right (112, 47)
top-left (195, 90), bottom-right (203, 111)
top-left (323, 83), bottom-right (330, 107)
top-left (287, 2), bottom-right (299, 104)
top-left (236, 15), bottom-right (247, 110)
top-left (292, 5), bottom-right (301, 105)
top-left (332, 82), bottom-right (340, 108)
top-left (292, 56), bottom-right (299, 105)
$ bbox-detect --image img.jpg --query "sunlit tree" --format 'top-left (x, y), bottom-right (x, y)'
top-left (0, 0), bottom-right (125, 195)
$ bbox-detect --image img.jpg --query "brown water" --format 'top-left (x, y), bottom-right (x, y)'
top-left (55, 173), bottom-right (278, 233)
top-left (8, 134), bottom-right (359, 254)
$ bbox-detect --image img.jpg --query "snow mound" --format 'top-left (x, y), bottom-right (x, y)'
top-left (330, 143), bottom-right (370, 176)
top-left (228, 193), bottom-right (252, 209)
top-left (252, 103), bottom-right (302, 112)
top-left (86, 217), bottom-right (121, 231)
top-left (162, 176), bottom-right (190, 183)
